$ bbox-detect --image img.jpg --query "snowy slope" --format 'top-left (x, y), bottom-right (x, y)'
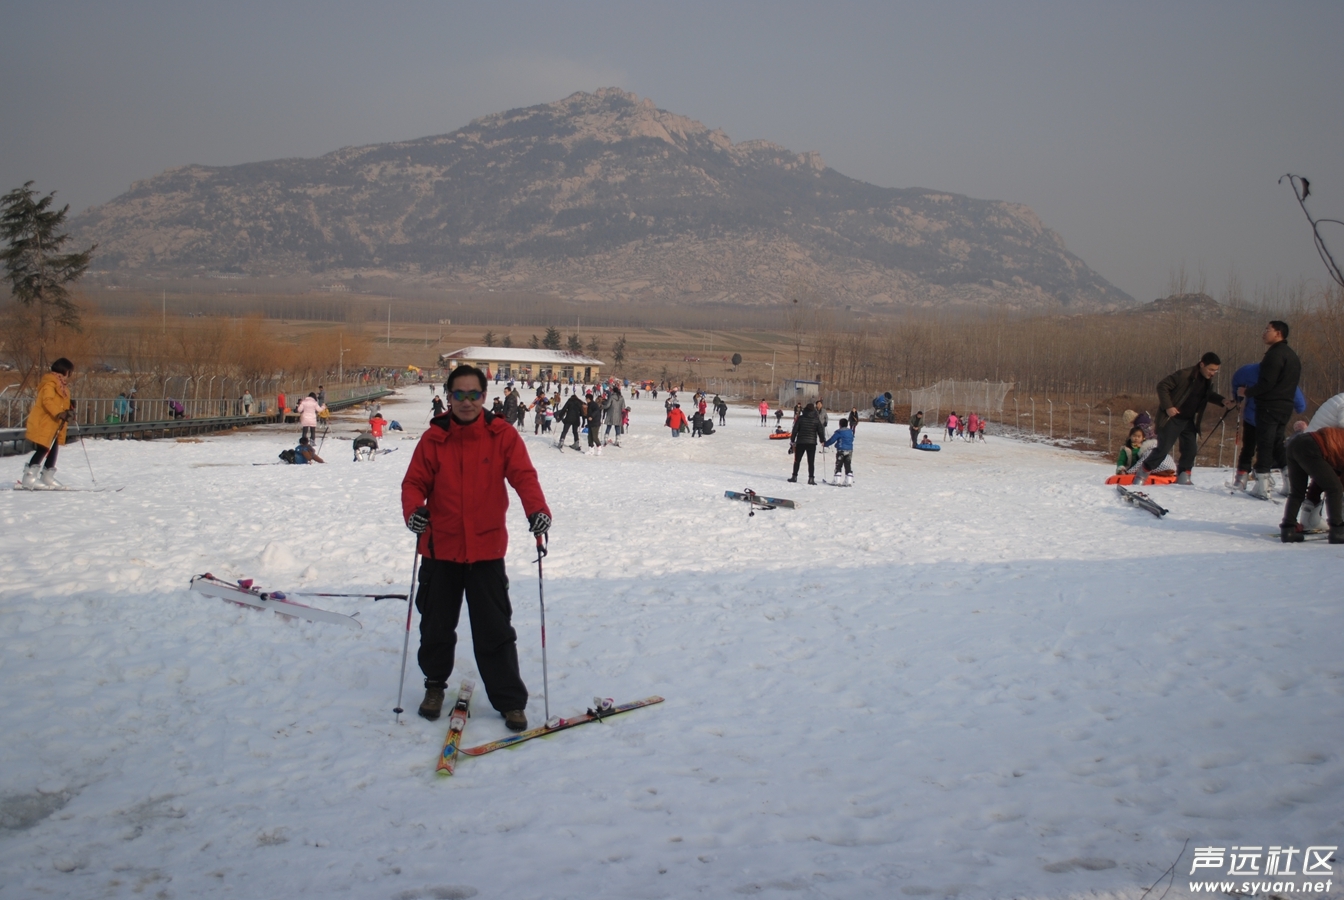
top-left (0, 385), bottom-right (1339, 900)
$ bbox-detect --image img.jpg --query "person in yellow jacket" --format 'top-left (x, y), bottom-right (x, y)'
top-left (22, 358), bottom-right (76, 489)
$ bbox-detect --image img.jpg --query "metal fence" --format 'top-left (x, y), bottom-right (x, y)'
top-left (0, 380), bottom-right (388, 431)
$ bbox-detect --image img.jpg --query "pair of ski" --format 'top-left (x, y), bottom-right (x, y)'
top-left (724, 489), bottom-right (796, 512)
top-left (1116, 484), bottom-right (1168, 518)
top-left (189, 573), bottom-right (408, 629)
top-left (11, 480), bottom-right (123, 493)
top-left (435, 681), bottom-right (663, 776)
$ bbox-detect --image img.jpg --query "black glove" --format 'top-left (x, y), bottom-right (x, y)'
top-left (528, 511), bottom-right (551, 535)
top-left (407, 506), bottom-right (430, 534)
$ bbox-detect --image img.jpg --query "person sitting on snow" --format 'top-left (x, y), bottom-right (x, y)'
top-left (1116, 427), bottom-right (1146, 474)
top-left (294, 436), bottom-right (324, 464)
top-left (920, 435), bottom-right (934, 446)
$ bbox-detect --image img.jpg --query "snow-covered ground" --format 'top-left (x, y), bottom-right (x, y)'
top-left (1, 384), bottom-right (1340, 900)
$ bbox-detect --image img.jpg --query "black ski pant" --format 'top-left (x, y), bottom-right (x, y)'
top-left (1142, 415), bottom-right (1198, 474)
top-left (1236, 420), bottom-right (1258, 472)
top-left (1252, 402), bottom-right (1292, 475)
top-left (909, 426), bottom-right (920, 448)
top-left (834, 449), bottom-right (852, 476)
top-left (27, 442), bottom-right (58, 469)
top-left (1282, 434), bottom-right (1343, 528)
top-left (559, 420), bottom-right (580, 445)
top-left (792, 442), bottom-right (816, 478)
top-left (416, 557), bottom-right (528, 713)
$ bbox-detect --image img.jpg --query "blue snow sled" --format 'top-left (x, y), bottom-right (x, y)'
top-left (915, 443), bottom-right (941, 451)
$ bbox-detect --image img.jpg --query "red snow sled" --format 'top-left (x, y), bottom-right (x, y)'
top-left (1106, 473), bottom-right (1177, 486)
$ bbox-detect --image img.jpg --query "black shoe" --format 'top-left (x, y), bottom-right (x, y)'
top-left (1330, 525), bottom-right (1344, 545)
top-left (787, 475), bottom-right (797, 483)
top-left (808, 477), bottom-right (816, 485)
top-left (503, 709), bottom-right (528, 732)
top-left (418, 680), bottom-right (447, 720)
top-left (1280, 525), bottom-right (1305, 543)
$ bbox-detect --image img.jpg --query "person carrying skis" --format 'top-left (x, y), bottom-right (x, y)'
top-left (1279, 426), bottom-right (1344, 544)
top-left (824, 416), bottom-right (856, 485)
top-left (788, 403), bottom-right (825, 484)
top-left (557, 392), bottom-right (585, 449)
top-left (402, 365), bottom-right (551, 731)
top-left (1230, 359), bottom-right (1306, 492)
top-left (1132, 352), bottom-right (1236, 486)
top-left (21, 357), bottom-right (76, 489)
top-left (1236, 321), bottom-right (1303, 499)
top-left (909, 410), bottom-right (924, 448)
top-left (295, 392), bottom-right (323, 443)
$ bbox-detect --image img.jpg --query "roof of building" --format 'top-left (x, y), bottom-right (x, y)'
top-left (439, 347), bottom-right (605, 366)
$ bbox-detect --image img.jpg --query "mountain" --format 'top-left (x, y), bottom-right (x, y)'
top-left (72, 88), bottom-right (1132, 311)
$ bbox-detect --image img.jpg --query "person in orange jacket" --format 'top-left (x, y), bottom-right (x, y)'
top-left (21, 357), bottom-right (76, 489)
top-left (666, 403), bottom-right (688, 437)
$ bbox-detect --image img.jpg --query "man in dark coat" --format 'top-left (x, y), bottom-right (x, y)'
top-left (788, 404), bottom-right (827, 485)
top-left (909, 410), bottom-right (924, 448)
top-left (1238, 320), bottom-right (1302, 499)
top-left (558, 392), bottom-right (586, 450)
top-left (1135, 352), bottom-right (1237, 486)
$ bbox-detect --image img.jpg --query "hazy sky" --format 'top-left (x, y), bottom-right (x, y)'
top-left (3, 1), bottom-right (1341, 304)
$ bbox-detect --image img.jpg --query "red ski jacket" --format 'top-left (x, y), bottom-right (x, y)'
top-left (401, 412), bottom-right (550, 563)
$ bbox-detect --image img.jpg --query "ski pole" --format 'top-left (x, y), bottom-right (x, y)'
top-left (535, 532), bottom-right (550, 722)
top-left (68, 414), bottom-right (98, 487)
top-left (392, 549), bottom-right (421, 722)
top-left (1196, 403), bottom-right (1239, 456)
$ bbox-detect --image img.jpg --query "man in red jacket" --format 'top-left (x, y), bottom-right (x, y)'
top-left (401, 365), bottom-right (552, 730)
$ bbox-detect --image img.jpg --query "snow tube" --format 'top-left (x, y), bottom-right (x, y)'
top-left (1106, 473), bottom-right (1177, 486)
top-left (915, 443), bottom-right (941, 451)
top-left (768, 432), bottom-right (791, 440)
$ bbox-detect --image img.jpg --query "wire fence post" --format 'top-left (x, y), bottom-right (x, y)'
top-left (1106, 408), bottom-right (1112, 453)
top-left (1064, 402), bottom-right (1072, 439)
top-left (1047, 398), bottom-right (1053, 440)
top-left (1030, 397), bottom-right (1036, 435)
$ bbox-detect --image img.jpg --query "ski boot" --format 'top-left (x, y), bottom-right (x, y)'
top-left (1272, 469), bottom-right (1289, 497)
top-left (418, 680), bottom-right (447, 721)
top-left (1248, 474), bottom-right (1271, 500)
top-left (1280, 524), bottom-right (1305, 543)
top-left (844, 473), bottom-right (854, 486)
top-left (19, 464), bottom-right (40, 489)
top-left (1300, 500), bottom-right (1323, 532)
top-left (807, 476), bottom-right (816, 485)
top-left (38, 467), bottom-right (63, 490)
top-left (1131, 467), bottom-right (1149, 486)
top-left (1232, 470), bottom-right (1248, 490)
top-left (1330, 524), bottom-right (1344, 545)
top-left (1176, 471), bottom-right (1193, 486)
top-left (503, 709), bottom-right (528, 732)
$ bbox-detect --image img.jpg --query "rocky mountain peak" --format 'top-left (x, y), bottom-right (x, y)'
top-left (71, 89), bottom-right (1130, 311)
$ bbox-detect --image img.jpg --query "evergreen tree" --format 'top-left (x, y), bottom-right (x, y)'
top-left (1, 182), bottom-right (96, 372)
top-left (482, 330), bottom-right (496, 347)
top-left (586, 335), bottom-right (601, 355)
top-left (528, 334), bottom-right (540, 349)
top-left (501, 333), bottom-right (513, 348)
top-left (612, 335), bottom-right (627, 369)
top-left (566, 333), bottom-right (582, 352)
top-left (543, 326), bottom-right (562, 350)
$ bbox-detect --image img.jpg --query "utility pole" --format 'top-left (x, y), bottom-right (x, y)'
top-left (162, 290), bottom-right (166, 334)
top-left (387, 305), bottom-right (391, 347)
